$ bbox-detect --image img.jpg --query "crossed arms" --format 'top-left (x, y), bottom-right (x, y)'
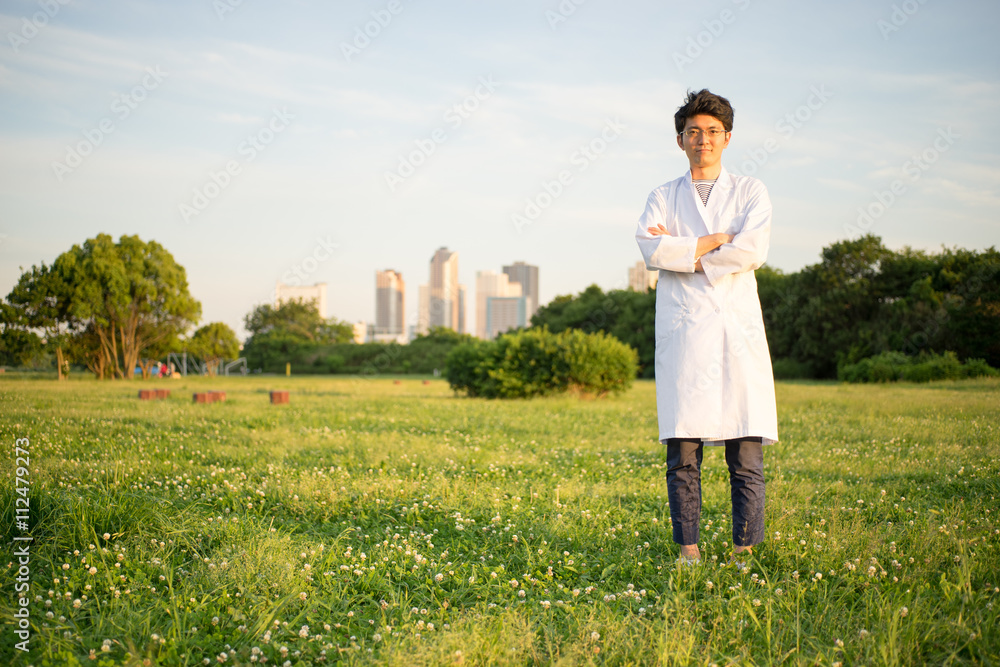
top-left (635, 184), bottom-right (771, 285)
top-left (646, 224), bottom-right (733, 272)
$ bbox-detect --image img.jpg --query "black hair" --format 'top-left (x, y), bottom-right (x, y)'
top-left (674, 89), bottom-right (734, 134)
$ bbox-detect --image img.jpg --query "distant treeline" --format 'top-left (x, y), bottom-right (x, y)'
top-left (244, 320), bottom-right (470, 376)
top-left (529, 235), bottom-right (999, 380)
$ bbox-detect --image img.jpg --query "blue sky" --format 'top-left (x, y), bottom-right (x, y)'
top-left (1, 0), bottom-right (998, 340)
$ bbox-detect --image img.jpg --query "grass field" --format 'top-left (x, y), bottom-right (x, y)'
top-left (1, 374), bottom-right (998, 666)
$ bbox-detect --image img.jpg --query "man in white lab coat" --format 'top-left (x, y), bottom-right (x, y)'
top-left (635, 89), bottom-right (778, 564)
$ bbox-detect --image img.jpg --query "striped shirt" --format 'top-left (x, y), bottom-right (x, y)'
top-left (693, 178), bottom-right (717, 206)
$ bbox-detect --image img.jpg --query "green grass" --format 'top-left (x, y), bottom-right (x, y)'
top-left (1, 374), bottom-right (998, 665)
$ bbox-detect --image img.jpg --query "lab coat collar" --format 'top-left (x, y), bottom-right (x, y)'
top-left (684, 165), bottom-right (735, 231)
top-left (684, 165), bottom-right (734, 191)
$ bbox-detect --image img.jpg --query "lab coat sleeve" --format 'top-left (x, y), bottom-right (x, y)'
top-left (700, 181), bottom-right (772, 286)
top-left (635, 191), bottom-right (698, 273)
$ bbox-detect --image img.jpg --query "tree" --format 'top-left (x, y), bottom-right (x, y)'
top-left (3, 259), bottom-right (77, 379)
top-left (59, 234), bottom-right (200, 379)
top-left (189, 322), bottom-right (240, 376)
top-left (243, 299), bottom-right (354, 370)
top-left (0, 308), bottom-right (44, 369)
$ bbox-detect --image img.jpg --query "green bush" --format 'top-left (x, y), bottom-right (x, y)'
top-left (562, 329), bottom-right (638, 395)
top-left (838, 350), bottom-right (998, 383)
top-left (900, 351), bottom-right (964, 383)
top-left (445, 327), bottom-right (637, 399)
top-left (442, 340), bottom-right (496, 398)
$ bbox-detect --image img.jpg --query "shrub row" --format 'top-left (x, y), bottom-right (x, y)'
top-left (444, 327), bottom-right (638, 399)
top-left (837, 351), bottom-right (997, 383)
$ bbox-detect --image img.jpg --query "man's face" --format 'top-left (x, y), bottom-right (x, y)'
top-left (676, 113), bottom-right (731, 171)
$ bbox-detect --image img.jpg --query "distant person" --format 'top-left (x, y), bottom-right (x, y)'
top-left (635, 89), bottom-right (778, 565)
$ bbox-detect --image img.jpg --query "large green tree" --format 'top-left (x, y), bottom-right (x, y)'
top-left (69, 235), bottom-right (201, 378)
top-left (6, 234), bottom-right (201, 379)
top-left (758, 235), bottom-right (1000, 377)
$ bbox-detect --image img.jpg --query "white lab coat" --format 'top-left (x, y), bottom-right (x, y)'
top-left (635, 166), bottom-right (778, 446)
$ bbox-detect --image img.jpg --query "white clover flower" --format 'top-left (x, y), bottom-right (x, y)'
top-left (435, 573), bottom-right (444, 582)
top-left (103, 533), bottom-right (111, 540)
top-left (591, 631), bottom-right (601, 641)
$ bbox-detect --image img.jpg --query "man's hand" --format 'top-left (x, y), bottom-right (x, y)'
top-left (647, 224), bottom-right (670, 236)
top-left (695, 232), bottom-right (734, 260)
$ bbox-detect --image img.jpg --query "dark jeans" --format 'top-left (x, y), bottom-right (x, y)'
top-left (665, 437), bottom-right (765, 547)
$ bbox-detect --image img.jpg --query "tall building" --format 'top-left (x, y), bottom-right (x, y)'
top-left (418, 247), bottom-right (463, 334)
top-left (503, 261), bottom-right (539, 321)
top-left (486, 296), bottom-right (529, 340)
top-left (275, 281), bottom-right (327, 317)
top-left (374, 270), bottom-right (405, 341)
top-left (629, 261), bottom-right (658, 292)
top-left (476, 270), bottom-right (523, 339)
top-left (457, 285), bottom-right (467, 335)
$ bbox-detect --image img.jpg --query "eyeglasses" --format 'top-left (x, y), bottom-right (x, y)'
top-left (680, 128), bottom-right (728, 140)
